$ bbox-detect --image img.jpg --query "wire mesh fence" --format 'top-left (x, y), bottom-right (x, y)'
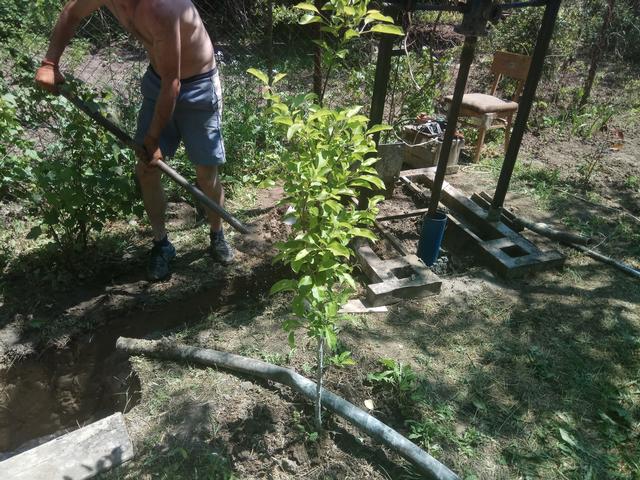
top-left (1, 0), bottom-right (461, 193)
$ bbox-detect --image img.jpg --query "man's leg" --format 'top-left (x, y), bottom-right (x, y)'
top-left (136, 159), bottom-right (175, 280)
top-left (196, 164), bottom-right (234, 265)
top-left (195, 164), bottom-right (223, 232)
top-left (136, 159), bottom-right (168, 240)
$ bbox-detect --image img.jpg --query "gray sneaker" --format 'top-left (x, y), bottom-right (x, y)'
top-left (210, 230), bottom-right (235, 265)
top-left (147, 241), bottom-right (176, 281)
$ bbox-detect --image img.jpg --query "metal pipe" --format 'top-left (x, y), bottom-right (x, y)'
top-left (498, 0), bottom-right (548, 10)
top-left (490, 0), bottom-right (562, 215)
top-left (382, 2), bottom-right (464, 13)
top-left (427, 36), bottom-right (478, 216)
top-left (368, 33), bottom-right (396, 145)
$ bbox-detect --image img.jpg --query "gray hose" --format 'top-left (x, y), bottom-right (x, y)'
top-left (116, 336), bottom-right (459, 480)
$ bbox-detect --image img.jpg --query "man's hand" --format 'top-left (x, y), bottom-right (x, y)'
top-left (35, 60), bottom-right (65, 94)
top-left (137, 135), bottom-right (163, 172)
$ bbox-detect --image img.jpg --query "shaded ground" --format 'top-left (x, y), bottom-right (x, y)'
top-left (1, 54), bottom-right (639, 480)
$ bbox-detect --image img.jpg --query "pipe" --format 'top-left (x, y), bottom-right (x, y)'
top-left (116, 337), bottom-right (460, 480)
top-left (427, 36), bottom-right (478, 217)
top-left (498, 0), bottom-right (548, 10)
top-left (490, 0), bottom-right (562, 216)
top-left (368, 33), bottom-right (396, 146)
top-left (566, 244), bottom-right (640, 279)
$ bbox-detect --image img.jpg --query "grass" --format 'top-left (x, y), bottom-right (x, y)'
top-left (362, 280), bottom-right (640, 479)
top-left (103, 359), bottom-right (238, 480)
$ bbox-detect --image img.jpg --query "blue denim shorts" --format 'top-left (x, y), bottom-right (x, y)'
top-left (134, 66), bottom-right (226, 166)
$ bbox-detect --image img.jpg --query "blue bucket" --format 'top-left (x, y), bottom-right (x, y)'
top-left (417, 211), bottom-right (448, 266)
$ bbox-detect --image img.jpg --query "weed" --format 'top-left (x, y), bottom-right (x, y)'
top-left (406, 404), bottom-right (484, 459)
top-left (260, 350), bottom-right (292, 366)
top-left (578, 145), bottom-right (607, 186)
top-left (517, 164), bottom-right (560, 194)
top-left (625, 175), bottom-right (639, 191)
top-left (367, 358), bottom-right (417, 401)
top-left (293, 410), bottom-right (319, 443)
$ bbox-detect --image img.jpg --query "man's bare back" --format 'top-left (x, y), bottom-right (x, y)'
top-left (105, 0), bottom-right (215, 79)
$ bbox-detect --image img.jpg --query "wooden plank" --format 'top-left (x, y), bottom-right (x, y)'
top-left (0, 413), bottom-right (134, 480)
top-left (470, 193), bottom-right (523, 232)
top-left (354, 243), bottom-right (395, 284)
top-left (401, 168), bottom-right (565, 277)
top-left (374, 220), bottom-right (408, 256)
top-left (339, 299), bottom-right (389, 313)
top-left (367, 274), bottom-right (442, 307)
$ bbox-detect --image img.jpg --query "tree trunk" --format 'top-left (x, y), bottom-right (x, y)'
top-left (313, 0), bottom-right (323, 101)
top-left (315, 337), bottom-right (324, 430)
top-left (266, 0), bottom-right (274, 84)
top-left (580, 0), bottom-right (616, 107)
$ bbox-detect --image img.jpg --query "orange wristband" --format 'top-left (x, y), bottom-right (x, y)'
top-left (41, 60), bottom-right (58, 68)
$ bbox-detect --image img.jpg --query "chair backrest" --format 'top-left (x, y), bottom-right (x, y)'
top-left (489, 51), bottom-right (532, 101)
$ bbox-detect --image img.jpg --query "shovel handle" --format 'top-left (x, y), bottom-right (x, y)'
top-left (58, 85), bottom-right (249, 235)
top-left (155, 160), bottom-right (249, 234)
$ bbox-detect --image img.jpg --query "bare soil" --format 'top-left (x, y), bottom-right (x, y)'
top-left (1, 67), bottom-right (639, 479)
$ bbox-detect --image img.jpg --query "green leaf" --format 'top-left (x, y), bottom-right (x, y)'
top-left (341, 272), bottom-right (357, 290)
top-left (369, 24), bottom-right (404, 36)
top-left (294, 2), bottom-right (320, 13)
top-left (247, 68), bottom-right (269, 85)
top-left (26, 225), bottom-right (43, 240)
top-left (272, 72), bottom-right (288, 85)
top-left (324, 328), bottom-right (338, 351)
top-left (287, 123), bottom-right (304, 141)
top-left (345, 105), bottom-right (363, 118)
top-left (288, 331), bottom-right (296, 348)
top-left (327, 242), bottom-right (351, 258)
top-left (343, 28), bottom-right (359, 40)
top-left (351, 228), bottom-right (377, 241)
top-left (368, 195), bottom-right (385, 209)
top-left (366, 124), bottom-right (393, 135)
top-left (295, 249), bottom-right (310, 261)
top-left (299, 14), bottom-right (323, 25)
top-left (358, 174), bottom-right (386, 190)
top-left (365, 10), bottom-right (394, 23)
top-left (273, 115), bottom-right (294, 126)
top-left (270, 279), bottom-right (297, 295)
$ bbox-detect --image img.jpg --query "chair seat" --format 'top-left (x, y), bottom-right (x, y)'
top-left (444, 93), bottom-right (519, 114)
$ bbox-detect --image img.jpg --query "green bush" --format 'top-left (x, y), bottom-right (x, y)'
top-left (220, 71), bottom-right (286, 187)
top-left (0, 85), bottom-right (38, 199)
top-left (0, 0), bottom-right (62, 40)
top-left (27, 90), bottom-right (143, 249)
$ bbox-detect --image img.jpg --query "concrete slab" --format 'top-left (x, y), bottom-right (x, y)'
top-left (0, 413), bottom-right (134, 480)
top-left (355, 242), bottom-right (442, 306)
top-left (401, 167), bottom-right (565, 278)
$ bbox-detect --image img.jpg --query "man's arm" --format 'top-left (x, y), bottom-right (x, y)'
top-left (35, 0), bottom-right (105, 93)
top-left (142, 4), bottom-right (182, 164)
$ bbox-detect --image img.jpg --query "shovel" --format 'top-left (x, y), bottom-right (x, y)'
top-left (58, 84), bottom-right (250, 235)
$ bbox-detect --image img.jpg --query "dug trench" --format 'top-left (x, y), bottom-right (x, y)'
top-left (0, 256), bottom-right (288, 456)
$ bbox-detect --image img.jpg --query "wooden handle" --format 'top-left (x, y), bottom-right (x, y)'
top-left (59, 86), bottom-right (249, 235)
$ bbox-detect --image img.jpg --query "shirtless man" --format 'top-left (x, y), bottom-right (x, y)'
top-left (35, 0), bottom-right (234, 281)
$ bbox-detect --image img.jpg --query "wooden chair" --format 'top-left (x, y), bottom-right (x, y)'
top-left (444, 51), bottom-right (532, 163)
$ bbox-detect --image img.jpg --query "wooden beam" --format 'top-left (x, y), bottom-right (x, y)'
top-left (377, 208), bottom-right (430, 222)
top-left (0, 413), bottom-right (134, 480)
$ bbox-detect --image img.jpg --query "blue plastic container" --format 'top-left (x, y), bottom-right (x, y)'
top-left (417, 211), bottom-right (448, 266)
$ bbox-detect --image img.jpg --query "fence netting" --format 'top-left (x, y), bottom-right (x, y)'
top-left (1, 1), bottom-right (473, 192)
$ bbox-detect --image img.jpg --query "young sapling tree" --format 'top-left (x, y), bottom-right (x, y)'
top-left (249, 0), bottom-right (403, 430)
